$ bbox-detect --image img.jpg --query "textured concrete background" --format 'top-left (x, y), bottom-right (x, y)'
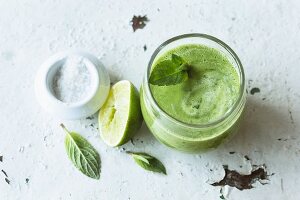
top-left (0, 0), bottom-right (299, 199)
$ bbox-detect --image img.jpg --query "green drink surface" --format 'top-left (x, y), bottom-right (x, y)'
top-left (150, 44), bottom-right (240, 124)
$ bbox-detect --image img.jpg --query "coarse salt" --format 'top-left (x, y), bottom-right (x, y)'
top-left (52, 56), bottom-right (91, 103)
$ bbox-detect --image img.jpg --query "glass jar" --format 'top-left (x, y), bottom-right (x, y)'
top-left (140, 33), bottom-right (246, 153)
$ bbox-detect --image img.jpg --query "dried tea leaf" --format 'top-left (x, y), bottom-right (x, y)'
top-left (212, 165), bottom-right (269, 190)
top-left (131, 15), bottom-right (149, 32)
top-left (250, 87), bottom-right (260, 95)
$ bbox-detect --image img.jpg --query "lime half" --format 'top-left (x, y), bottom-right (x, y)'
top-left (98, 80), bottom-right (143, 147)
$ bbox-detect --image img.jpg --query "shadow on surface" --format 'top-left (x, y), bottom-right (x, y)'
top-left (223, 97), bottom-right (291, 154)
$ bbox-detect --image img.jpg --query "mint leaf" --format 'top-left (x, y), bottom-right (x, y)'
top-left (149, 54), bottom-right (189, 86)
top-left (127, 152), bottom-right (167, 175)
top-left (172, 54), bottom-right (185, 65)
top-left (61, 124), bottom-right (101, 179)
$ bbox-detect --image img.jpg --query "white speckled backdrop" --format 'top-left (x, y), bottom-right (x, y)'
top-left (0, 0), bottom-right (299, 199)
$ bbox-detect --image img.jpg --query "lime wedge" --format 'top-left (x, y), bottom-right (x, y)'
top-left (98, 80), bottom-right (143, 147)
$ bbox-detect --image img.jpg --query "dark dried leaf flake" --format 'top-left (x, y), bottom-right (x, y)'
top-left (1, 169), bottom-right (8, 177)
top-left (131, 15), bottom-right (149, 32)
top-left (0, 156), bottom-right (2, 162)
top-left (5, 178), bottom-right (10, 184)
top-left (244, 155), bottom-right (251, 161)
top-left (26, 178), bottom-right (29, 184)
top-left (229, 151), bottom-right (235, 154)
top-left (212, 166), bottom-right (269, 190)
top-left (277, 138), bottom-right (288, 141)
top-left (250, 87), bottom-right (260, 95)
top-left (143, 45), bottom-right (147, 51)
top-left (130, 138), bottom-right (135, 145)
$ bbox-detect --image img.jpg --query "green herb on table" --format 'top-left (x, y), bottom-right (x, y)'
top-left (149, 54), bottom-right (190, 86)
top-left (127, 152), bottom-right (167, 175)
top-left (61, 124), bottom-right (101, 179)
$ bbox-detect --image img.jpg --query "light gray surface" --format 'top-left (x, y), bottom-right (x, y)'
top-left (0, 0), bottom-right (299, 199)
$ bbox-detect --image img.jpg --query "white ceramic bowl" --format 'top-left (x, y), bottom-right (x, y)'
top-left (35, 51), bottom-right (110, 120)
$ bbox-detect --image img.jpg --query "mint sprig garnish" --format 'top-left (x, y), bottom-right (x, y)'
top-left (127, 152), bottom-right (167, 175)
top-left (149, 54), bottom-right (189, 86)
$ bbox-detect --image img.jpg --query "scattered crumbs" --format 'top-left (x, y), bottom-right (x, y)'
top-left (250, 87), bottom-right (260, 95)
top-left (0, 155), bottom-right (2, 162)
top-left (25, 178), bottom-right (29, 184)
top-left (42, 164), bottom-right (48, 170)
top-left (262, 97), bottom-right (266, 101)
top-left (211, 165), bottom-right (269, 190)
top-left (209, 169), bottom-right (213, 172)
top-left (19, 146), bottom-right (25, 153)
top-left (143, 45), bottom-right (147, 51)
top-left (122, 147), bottom-right (126, 151)
top-left (277, 138), bottom-right (288, 141)
top-left (1, 170), bottom-right (8, 177)
top-left (288, 110), bottom-right (294, 124)
top-left (5, 178), bottom-right (10, 185)
top-left (131, 15), bottom-right (149, 32)
top-left (220, 194), bottom-right (225, 199)
top-left (244, 155), bottom-right (250, 161)
top-left (86, 116), bottom-right (94, 120)
top-left (229, 151), bottom-right (235, 154)
top-left (130, 138), bottom-right (135, 145)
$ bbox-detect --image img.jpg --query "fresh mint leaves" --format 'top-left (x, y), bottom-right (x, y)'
top-left (149, 54), bottom-right (189, 86)
top-left (61, 124), bottom-right (101, 179)
top-left (127, 152), bottom-right (167, 175)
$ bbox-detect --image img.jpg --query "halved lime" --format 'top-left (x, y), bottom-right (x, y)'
top-left (98, 80), bottom-right (143, 147)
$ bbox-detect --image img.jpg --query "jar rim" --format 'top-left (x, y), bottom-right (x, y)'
top-left (145, 33), bottom-right (246, 128)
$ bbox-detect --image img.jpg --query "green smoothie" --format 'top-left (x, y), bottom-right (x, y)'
top-left (150, 44), bottom-right (239, 124)
top-left (141, 39), bottom-right (245, 152)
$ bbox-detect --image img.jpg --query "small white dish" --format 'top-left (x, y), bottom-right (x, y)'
top-left (35, 51), bottom-right (110, 120)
